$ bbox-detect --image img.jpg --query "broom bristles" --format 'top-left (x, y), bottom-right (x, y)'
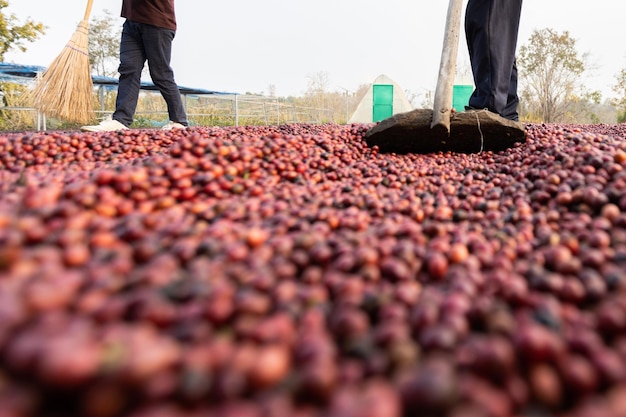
top-left (28, 20), bottom-right (95, 125)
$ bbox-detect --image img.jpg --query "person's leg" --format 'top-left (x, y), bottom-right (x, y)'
top-left (502, 59), bottom-right (520, 121)
top-left (465, 0), bottom-right (523, 121)
top-left (142, 25), bottom-right (188, 126)
top-left (113, 20), bottom-right (146, 127)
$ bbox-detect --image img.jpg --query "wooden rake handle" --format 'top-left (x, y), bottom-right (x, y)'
top-left (431, 0), bottom-right (464, 136)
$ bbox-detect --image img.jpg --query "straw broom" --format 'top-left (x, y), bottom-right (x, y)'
top-left (29, 0), bottom-right (95, 125)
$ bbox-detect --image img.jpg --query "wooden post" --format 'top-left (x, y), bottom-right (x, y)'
top-left (431, 0), bottom-right (464, 136)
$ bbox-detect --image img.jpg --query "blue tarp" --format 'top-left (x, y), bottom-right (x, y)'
top-left (0, 63), bottom-right (45, 84)
top-left (0, 62), bottom-right (237, 96)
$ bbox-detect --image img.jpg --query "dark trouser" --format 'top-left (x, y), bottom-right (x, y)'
top-left (113, 20), bottom-right (188, 127)
top-left (465, 0), bottom-right (523, 121)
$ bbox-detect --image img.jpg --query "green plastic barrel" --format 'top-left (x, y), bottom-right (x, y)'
top-left (452, 85), bottom-right (474, 112)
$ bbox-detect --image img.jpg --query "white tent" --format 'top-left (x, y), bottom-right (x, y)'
top-left (348, 74), bottom-right (413, 123)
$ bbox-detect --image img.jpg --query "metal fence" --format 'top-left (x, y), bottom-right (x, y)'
top-left (0, 63), bottom-right (333, 131)
top-left (0, 105), bottom-right (47, 131)
top-left (1, 93), bottom-right (332, 131)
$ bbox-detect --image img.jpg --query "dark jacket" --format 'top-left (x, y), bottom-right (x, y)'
top-left (121, 0), bottom-right (177, 31)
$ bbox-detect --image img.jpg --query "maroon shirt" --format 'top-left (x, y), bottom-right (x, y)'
top-left (121, 0), bottom-right (177, 31)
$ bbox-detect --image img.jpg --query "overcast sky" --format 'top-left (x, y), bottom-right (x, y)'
top-left (5, 1), bottom-right (626, 103)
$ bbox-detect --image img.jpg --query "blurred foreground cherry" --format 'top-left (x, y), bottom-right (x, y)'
top-left (0, 122), bottom-right (626, 416)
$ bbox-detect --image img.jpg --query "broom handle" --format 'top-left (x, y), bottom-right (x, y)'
top-left (431, 0), bottom-right (464, 135)
top-left (83, 0), bottom-right (94, 21)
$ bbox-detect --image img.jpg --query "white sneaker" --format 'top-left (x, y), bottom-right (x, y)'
top-left (162, 121), bottom-right (186, 131)
top-left (81, 119), bottom-right (129, 132)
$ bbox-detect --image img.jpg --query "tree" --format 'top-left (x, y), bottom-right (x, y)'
top-left (517, 28), bottom-right (588, 123)
top-left (267, 84), bottom-right (276, 98)
top-left (88, 10), bottom-right (121, 77)
top-left (0, 0), bottom-right (45, 61)
top-left (420, 91), bottom-right (434, 110)
top-left (304, 71), bottom-right (332, 122)
top-left (612, 68), bottom-right (626, 123)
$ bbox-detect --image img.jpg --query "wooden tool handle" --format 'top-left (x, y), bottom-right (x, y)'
top-left (83, 0), bottom-right (94, 21)
top-left (431, 0), bottom-right (464, 135)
